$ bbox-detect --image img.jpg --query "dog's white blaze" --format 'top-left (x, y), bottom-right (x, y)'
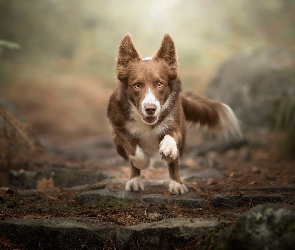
top-left (169, 179), bottom-right (188, 194)
top-left (159, 135), bottom-right (178, 159)
top-left (129, 145), bottom-right (150, 169)
top-left (142, 56), bottom-right (152, 61)
top-left (141, 88), bottom-right (161, 117)
top-left (125, 176), bottom-right (144, 191)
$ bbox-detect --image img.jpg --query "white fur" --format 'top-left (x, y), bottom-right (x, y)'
top-left (141, 88), bottom-right (161, 119)
top-left (142, 56), bottom-right (152, 61)
top-left (159, 135), bottom-right (178, 159)
top-left (220, 104), bottom-right (242, 140)
top-left (129, 145), bottom-right (150, 169)
top-left (125, 176), bottom-right (144, 191)
top-left (169, 179), bottom-right (188, 194)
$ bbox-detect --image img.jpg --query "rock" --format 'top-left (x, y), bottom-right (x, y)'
top-left (0, 218), bottom-right (118, 250)
top-left (140, 194), bottom-right (168, 205)
top-left (226, 204), bottom-right (295, 250)
top-left (0, 217), bottom-right (218, 250)
top-left (76, 188), bottom-right (205, 209)
top-left (76, 189), bottom-right (139, 204)
top-left (115, 218), bottom-right (218, 250)
top-left (8, 168), bottom-right (107, 189)
top-left (207, 46), bottom-right (295, 131)
top-left (225, 185), bottom-right (295, 193)
top-left (140, 193), bottom-right (204, 208)
top-left (168, 193), bottom-right (204, 208)
top-left (210, 194), bottom-right (285, 208)
top-left (9, 170), bottom-right (38, 189)
top-left (183, 168), bottom-right (224, 181)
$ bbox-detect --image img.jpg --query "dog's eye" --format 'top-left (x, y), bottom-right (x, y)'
top-left (134, 83), bottom-right (141, 90)
top-left (157, 82), bottom-right (163, 88)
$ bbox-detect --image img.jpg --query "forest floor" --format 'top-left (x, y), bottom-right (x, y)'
top-left (1, 131), bottom-right (294, 228)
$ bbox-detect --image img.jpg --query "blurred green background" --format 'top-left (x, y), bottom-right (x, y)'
top-left (0, 0), bottom-right (294, 144)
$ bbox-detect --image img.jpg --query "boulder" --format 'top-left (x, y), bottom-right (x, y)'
top-left (226, 204), bottom-right (295, 250)
top-left (207, 47), bottom-right (295, 131)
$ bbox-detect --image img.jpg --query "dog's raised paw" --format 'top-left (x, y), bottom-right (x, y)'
top-left (125, 176), bottom-right (144, 192)
top-left (169, 179), bottom-right (188, 194)
top-left (159, 135), bottom-right (178, 160)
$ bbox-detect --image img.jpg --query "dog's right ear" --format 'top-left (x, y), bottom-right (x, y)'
top-left (116, 34), bottom-right (141, 81)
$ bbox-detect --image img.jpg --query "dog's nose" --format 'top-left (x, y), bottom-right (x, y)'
top-left (144, 104), bottom-right (157, 115)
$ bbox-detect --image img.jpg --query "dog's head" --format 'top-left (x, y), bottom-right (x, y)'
top-left (116, 34), bottom-right (180, 125)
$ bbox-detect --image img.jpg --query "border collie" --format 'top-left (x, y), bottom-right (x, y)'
top-left (107, 34), bottom-right (242, 194)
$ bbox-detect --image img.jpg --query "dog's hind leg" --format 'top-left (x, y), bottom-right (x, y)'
top-left (168, 161), bottom-right (188, 194)
top-left (125, 162), bottom-right (144, 191)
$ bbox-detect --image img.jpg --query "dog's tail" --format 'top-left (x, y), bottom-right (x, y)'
top-left (180, 92), bottom-right (242, 140)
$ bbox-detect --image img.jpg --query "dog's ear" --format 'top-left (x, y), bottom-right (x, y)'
top-left (153, 34), bottom-right (178, 78)
top-left (116, 34), bottom-right (141, 81)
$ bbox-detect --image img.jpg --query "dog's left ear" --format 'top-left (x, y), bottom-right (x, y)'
top-left (153, 34), bottom-right (178, 78)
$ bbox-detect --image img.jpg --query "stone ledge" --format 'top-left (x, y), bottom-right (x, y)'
top-left (76, 188), bottom-right (204, 208)
top-left (0, 217), bottom-right (218, 250)
top-left (0, 218), bottom-right (117, 250)
top-left (210, 194), bottom-right (286, 208)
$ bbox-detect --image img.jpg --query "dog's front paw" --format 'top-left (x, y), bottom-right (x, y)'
top-left (125, 177), bottom-right (144, 192)
top-left (169, 179), bottom-right (188, 194)
top-left (129, 146), bottom-right (150, 170)
top-left (159, 135), bottom-right (178, 162)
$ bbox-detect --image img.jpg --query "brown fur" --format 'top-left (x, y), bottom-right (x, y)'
top-left (107, 34), bottom-right (242, 194)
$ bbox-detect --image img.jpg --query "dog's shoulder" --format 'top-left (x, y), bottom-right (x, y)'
top-left (107, 86), bottom-right (129, 127)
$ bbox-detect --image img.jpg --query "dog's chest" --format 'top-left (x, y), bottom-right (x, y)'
top-left (125, 104), bottom-right (175, 154)
top-left (126, 120), bottom-right (160, 154)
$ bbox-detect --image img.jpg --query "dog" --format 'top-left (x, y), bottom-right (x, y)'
top-left (107, 34), bottom-right (242, 194)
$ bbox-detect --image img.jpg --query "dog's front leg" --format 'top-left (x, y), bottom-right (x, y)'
top-left (159, 133), bottom-right (188, 194)
top-left (168, 161), bottom-right (188, 194)
top-left (126, 146), bottom-right (150, 192)
top-left (125, 162), bottom-right (144, 192)
top-left (113, 129), bottom-right (149, 191)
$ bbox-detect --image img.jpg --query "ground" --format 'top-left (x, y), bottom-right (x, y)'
top-left (1, 130), bottom-right (294, 249)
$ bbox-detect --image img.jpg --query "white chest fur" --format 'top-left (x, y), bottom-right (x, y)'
top-left (126, 104), bottom-right (174, 155)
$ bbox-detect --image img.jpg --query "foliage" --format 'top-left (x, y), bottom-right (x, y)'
top-left (274, 97), bottom-right (295, 130)
top-left (0, 104), bottom-right (42, 169)
top-left (274, 97), bottom-right (295, 158)
top-left (0, 40), bottom-right (20, 54)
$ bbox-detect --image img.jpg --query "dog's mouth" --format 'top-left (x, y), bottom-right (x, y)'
top-left (142, 115), bottom-right (158, 124)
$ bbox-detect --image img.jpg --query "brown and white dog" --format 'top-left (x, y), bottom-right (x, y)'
top-left (107, 34), bottom-right (242, 194)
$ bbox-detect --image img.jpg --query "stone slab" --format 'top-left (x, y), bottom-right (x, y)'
top-left (210, 194), bottom-right (285, 208)
top-left (0, 218), bottom-right (117, 250)
top-left (115, 217), bottom-right (218, 250)
top-left (0, 217), bottom-right (218, 250)
top-left (76, 188), bottom-right (204, 208)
